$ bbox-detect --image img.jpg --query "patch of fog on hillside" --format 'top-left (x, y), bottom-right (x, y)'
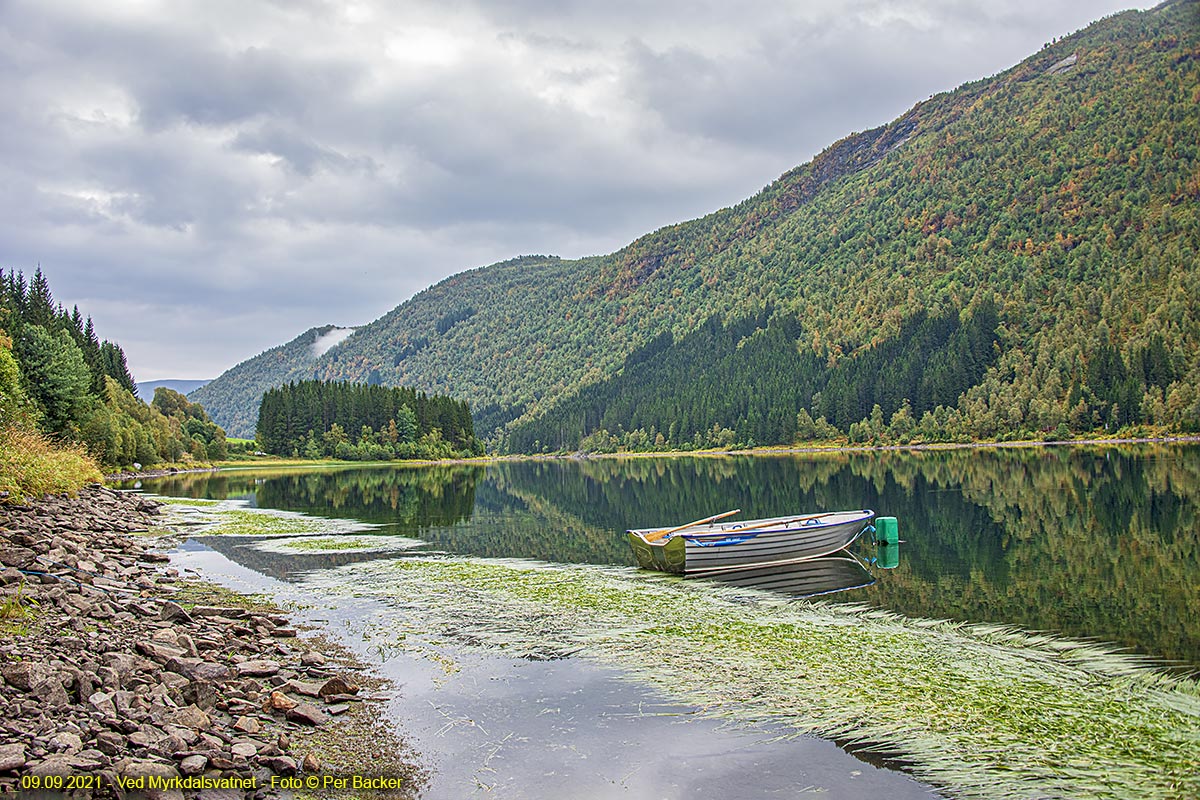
top-left (313, 327), bottom-right (355, 357)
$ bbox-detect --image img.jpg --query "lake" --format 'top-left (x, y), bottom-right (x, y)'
top-left (119, 443), bottom-right (1200, 798)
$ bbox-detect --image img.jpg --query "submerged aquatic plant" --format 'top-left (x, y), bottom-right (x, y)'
top-left (310, 557), bottom-right (1200, 800)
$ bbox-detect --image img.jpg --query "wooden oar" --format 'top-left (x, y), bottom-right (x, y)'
top-left (644, 509), bottom-right (741, 543)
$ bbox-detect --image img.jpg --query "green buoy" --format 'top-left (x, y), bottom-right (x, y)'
top-left (876, 542), bottom-right (900, 569)
top-left (876, 516), bottom-right (899, 545)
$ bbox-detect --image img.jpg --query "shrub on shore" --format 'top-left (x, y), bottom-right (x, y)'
top-left (0, 426), bottom-right (102, 503)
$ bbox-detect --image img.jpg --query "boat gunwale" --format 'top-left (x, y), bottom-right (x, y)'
top-left (626, 510), bottom-right (875, 543)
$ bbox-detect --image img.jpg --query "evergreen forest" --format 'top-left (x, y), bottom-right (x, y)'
top-left (256, 380), bottom-right (481, 460)
top-left (0, 268), bottom-right (228, 474)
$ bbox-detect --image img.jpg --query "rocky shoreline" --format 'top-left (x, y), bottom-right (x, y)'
top-left (0, 485), bottom-right (417, 799)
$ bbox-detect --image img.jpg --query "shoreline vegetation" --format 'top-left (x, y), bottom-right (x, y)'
top-left (111, 432), bottom-right (1200, 481)
top-left (7, 424), bottom-right (1191, 506)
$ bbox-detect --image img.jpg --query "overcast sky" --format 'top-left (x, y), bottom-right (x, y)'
top-left (0, 0), bottom-right (1154, 381)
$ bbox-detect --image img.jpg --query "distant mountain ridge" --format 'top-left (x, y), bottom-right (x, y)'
top-left (195, 0), bottom-right (1200, 447)
top-left (136, 380), bottom-right (210, 402)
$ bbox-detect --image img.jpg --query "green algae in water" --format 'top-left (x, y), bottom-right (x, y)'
top-left (154, 497), bottom-right (378, 537)
top-left (256, 534), bottom-right (428, 554)
top-left (314, 557), bottom-right (1200, 800)
top-left (154, 496), bottom-right (224, 507)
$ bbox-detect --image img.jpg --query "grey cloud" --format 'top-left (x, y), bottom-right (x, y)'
top-left (0, 0), bottom-right (1154, 380)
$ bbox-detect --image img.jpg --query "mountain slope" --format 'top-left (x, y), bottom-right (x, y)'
top-left (189, 325), bottom-right (351, 438)
top-left (136, 379), bottom-right (209, 402)
top-left (198, 0), bottom-right (1200, 446)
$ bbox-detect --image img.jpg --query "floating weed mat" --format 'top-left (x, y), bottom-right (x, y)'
top-left (252, 534), bottom-right (428, 554)
top-left (152, 497), bottom-right (379, 538)
top-left (310, 557), bottom-right (1200, 800)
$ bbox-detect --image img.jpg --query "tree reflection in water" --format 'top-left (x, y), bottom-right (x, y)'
top-left (131, 444), bottom-right (1200, 668)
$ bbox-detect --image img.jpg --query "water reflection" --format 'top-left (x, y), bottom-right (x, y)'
top-left (693, 553), bottom-right (876, 598)
top-left (127, 443), bottom-right (1200, 667)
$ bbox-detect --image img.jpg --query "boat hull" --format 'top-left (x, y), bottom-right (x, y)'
top-left (627, 510), bottom-right (875, 574)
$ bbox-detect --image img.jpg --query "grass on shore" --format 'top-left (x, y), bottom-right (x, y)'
top-left (0, 427), bottom-right (103, 503)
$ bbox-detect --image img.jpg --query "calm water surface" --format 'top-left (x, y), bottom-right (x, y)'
top-left (119, 444), bottom-right (1200, 797)
top-left (130, 443), bottom-right (1200, 668)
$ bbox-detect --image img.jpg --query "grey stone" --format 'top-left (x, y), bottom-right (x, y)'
top-left (286, 680), bottom-right (323, 697)
top-left (261, 755), bottom-right (297, 775)
top-left (284, 703), bottom-right (324, 727)
top-left (120, 760), bottom-right (183, 800)
top-left (164, 657), bottom-right (231, 683)
top-left (174, 633), bottom-right (199, 658)
top-left (127, 730), bottom-right (158, 748)
top-left (50, 731), bottom-right (84, 754)
top-left (88, 690), bottom-right (118, 718)
top-left (34, 678), bottom-right (71, 709)
top-left (177, 753), bottom-right (207, 775)
top-left (97, 666), bottom-right (122, 690)
top-left (0, 545), bottom-right (37, 569)
top-left (230, 742), bottom-right (257, 759)
top-left (236, 660), bottom-right (280, 678)
top-left (317, 676), bottom-right (358, 697)
top-left (28, 754), bottom-right (78, 778)
top-left (190, 606), bottom-right (246, 619)
top-left (95, 731), bottom-right (125, 756)
top-left (0, 742), bottom-right (26, 771)
top-left (299, 651), bottom-right (326, 667)
top-left (232, 716), bottom-right (261, 734)
top-left (67, 753), bottom-right (105, 770)
top-left (1, 661), bottom-right (51, 692)
top-left (159, 601), bottom-right (194, 624)
top-left (167, 705), bottom-right (211, 730)
top-left (181, 679), bottom-right (218, 711)
top-left (112, 690), bottom-right (137, 716)
top-left (137, 641), bottom-right (187, 663)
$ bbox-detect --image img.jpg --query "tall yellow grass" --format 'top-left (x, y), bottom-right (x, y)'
top-left (0, 427), bottom-right (103, 503)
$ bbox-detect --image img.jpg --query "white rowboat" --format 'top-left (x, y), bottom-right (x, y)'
top-left (626, 510), bottom-right (875, 574)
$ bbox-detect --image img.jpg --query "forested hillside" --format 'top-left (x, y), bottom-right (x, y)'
top-left (197, 0), bottom-right (1200, 451)
top-left (190, 325), bottom-right (350, 438)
